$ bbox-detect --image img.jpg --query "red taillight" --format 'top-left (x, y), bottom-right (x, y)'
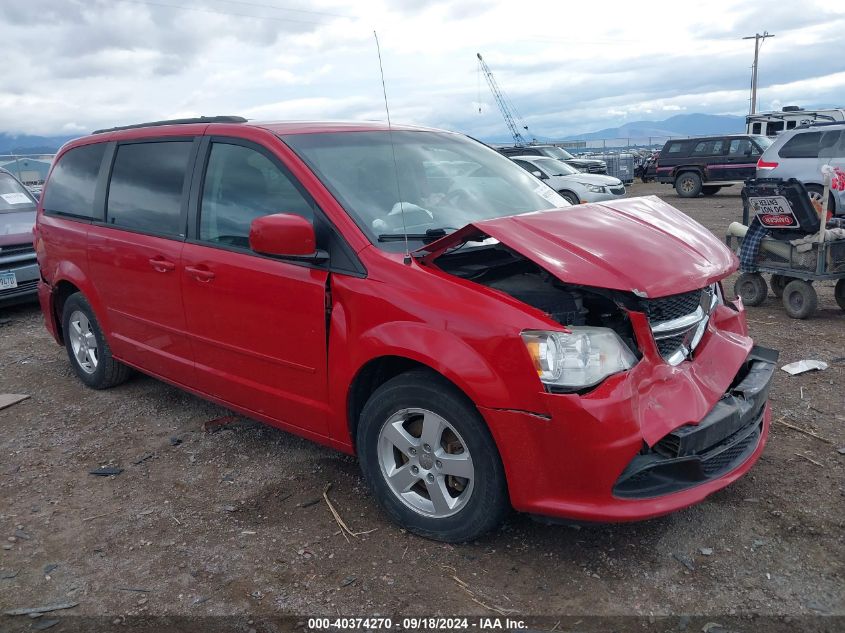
top-left (757, 158), bottom-right (778, 169)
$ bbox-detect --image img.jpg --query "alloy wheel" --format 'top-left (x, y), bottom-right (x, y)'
top-left (68, 310), bottom-right (99, 374)
top-left (377, 408), bottom-right (474, 518)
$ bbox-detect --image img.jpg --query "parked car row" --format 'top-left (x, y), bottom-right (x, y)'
top-left (652, 123), bottom-right (844, 214)
top-left (30, 117), bottom-right (776, 541)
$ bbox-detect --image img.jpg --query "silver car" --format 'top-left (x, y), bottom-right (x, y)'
top-left (757, 122), bottom-right (845, 215)
top-left (510, 155), bottom-right (625, 205)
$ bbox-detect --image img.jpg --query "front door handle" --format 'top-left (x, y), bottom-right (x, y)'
top-left (185, 265), bottom-right (216, 282)
top-left (149, 257), bottom-right (175, 273)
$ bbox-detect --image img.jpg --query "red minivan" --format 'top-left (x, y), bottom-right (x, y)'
top-left (34, 117), bottom-right (777, 542)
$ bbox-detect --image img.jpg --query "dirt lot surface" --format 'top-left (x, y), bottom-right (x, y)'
top-left (1, 182), bottom-right (843, 631)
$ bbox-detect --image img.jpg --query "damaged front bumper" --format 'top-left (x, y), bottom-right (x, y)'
top-left (613, 346), bottom-right (777, 499)
top-left (480, 301), bottom-right (778, 523)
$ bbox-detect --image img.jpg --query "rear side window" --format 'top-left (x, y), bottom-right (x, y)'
top-left (691, 140), bottom-right (725, 156)
top-left (778, 132), bottom-right (821, 159)
top-left (42, 144), bottom-right (106, 219)
top-left (665, 142), bottom-right (685, 155)
top-left (106, 141), bottom-right (192, 237)
top-left (199, 142), bottom-right (315, 248)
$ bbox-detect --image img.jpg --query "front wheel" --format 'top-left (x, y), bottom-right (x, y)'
top-left (734, 272), bottom-right (767, 306)
top-left (356, 370), bottom-right (509, 542)
top-left (560, 190), bottom-right (580, 205)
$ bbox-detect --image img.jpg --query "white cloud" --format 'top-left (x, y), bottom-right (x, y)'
top-left (0, 0), bottom-right (843, 139)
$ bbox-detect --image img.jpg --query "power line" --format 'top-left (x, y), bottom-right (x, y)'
top-left (742, 31), bottom-right (775, 115)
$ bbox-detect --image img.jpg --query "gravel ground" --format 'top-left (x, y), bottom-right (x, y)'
top-left (0, 182), bottom-right (843, 632)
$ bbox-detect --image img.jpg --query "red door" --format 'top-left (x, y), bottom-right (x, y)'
top-left (88, 228), bottom-right (192, 382)
top-left (87, 139), bottom-right (196, 383)
top-left (180, 140), bottom-right (330, 434)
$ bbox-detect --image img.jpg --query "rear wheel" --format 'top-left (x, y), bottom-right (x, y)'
top-left (782, 280), bottom-right (817, 319)
top-left (675, 172), bottom-right (702, 198)
top-left (356, 370), bottom-right (509, 542)
top-left (770, 274), bottom-right (788, 298)
top-left (701, 185), bottom-right (722, 196)
top-left (560, 190), bottom-right (580, 205)
top-left (734, 272), bottom-right (767, 306)
top-left (61, 293), bottom-right (132, 389)
top-left (806, 184), bottom-right (836, 213)
top-left (835, 279), bottom-right (845, 311)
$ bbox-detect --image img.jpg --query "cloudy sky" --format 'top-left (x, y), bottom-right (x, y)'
top-left (1, 0), bottom-right (844, 139)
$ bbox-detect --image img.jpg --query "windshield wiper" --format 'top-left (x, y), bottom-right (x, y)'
top-left (377, 228), bottom-right (451, 242)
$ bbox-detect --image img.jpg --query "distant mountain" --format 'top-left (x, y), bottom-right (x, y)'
top-left (0, 133), bottom-right (77, 155)
top-left (575, 113), bottom-right (746, 140)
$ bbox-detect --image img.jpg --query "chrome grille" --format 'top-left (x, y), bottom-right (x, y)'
top-left (644, 287), bottom-right (717, 365)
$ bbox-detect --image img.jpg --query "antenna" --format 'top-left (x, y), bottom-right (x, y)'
top-left (374, 30), bottom-right (411, 265)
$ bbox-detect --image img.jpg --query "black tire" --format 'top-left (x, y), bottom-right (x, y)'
top-left (675, 172), bottom-right (702, 198)
top-left (835, 279), bottom-right (845, 311)
top-left (805, 184), bottom-right (837, 213)
top-left (61, 293), bottom-right (132, 389)
top-left (782, 280), bottom-right (817, 319)
top-left (701, 185), bottom-right (722, 196)
top-left (560, 190), bottom-right (580, 205)
top-left (733, 272), bottom-right (767, 306)
top-left (356, 370), bottom-right (509, 542)
top-left (770, 274), bottom-right (788, 298)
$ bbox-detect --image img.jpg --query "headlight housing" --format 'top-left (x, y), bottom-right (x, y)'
top-left (521, 327), bottom-right (637, 390)
top-left (584, 184), bottom-right (606, 193)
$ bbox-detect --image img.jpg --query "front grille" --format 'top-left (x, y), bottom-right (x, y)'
top-left (0, 279), bottom-right (37, 298)
top-left (609, 185), bottom-right (625, 195)
top-left (644, 289), bottom-right (703, 322)
top-left (587, 165), bottom-right (607, 174)
top-left (701, 427), bottom-right (759, 476)
top-left (644, 287), bottom-right (713, 364)
top-left (0, 244), bottom-right (35, 257)
top-left (655, 333), bottom-right (686, 358)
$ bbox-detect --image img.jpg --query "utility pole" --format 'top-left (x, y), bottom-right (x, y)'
top-left (743, 31), bottom-right (775, 114)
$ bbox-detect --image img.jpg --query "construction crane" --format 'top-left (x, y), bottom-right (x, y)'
top-left (477, 52), bottom-right (531, 145)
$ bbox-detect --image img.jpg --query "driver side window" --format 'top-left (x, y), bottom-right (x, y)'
top-left (199, 142), bottom-right (315, 248)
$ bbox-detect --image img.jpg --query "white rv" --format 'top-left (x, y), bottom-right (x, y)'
top-left (746, 106), bottom-right (845, 136)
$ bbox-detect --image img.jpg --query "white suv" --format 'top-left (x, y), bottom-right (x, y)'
top-left (756, 122), bottom-right (845, 215)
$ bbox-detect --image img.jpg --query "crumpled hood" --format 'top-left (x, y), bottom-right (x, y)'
top-left (420, 195), bottom-right (737, 298)
top-left (0, 209), bottom-right (36, 246)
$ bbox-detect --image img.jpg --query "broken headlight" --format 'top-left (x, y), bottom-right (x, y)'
top-left (521, 327), bottom-right (637, 389)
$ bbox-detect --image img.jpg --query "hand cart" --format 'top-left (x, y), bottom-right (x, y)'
top-left (727, 173), bottom-right (845, 319)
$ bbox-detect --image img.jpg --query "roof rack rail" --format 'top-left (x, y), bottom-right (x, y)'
top-left (796, 120), bottom-right (845, 130)
top-left (92, 115), bottom-right (247, 134)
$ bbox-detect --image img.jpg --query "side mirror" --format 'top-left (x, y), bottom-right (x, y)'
top-left (532, 170), bottom-right (547, 180)
top-left (249, 213), bottom-right (326, 261)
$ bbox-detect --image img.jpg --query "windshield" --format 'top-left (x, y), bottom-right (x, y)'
top-left (0, 172), bottom-right (36, 213)
top-left (539, 146), bottom-right (575, 161)
top-left (752, 135), bottom-right (773, 150)
top-left (283, 131), bottom-right (568, 248)
top-left (531, 157), bottom-right (580, 176)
